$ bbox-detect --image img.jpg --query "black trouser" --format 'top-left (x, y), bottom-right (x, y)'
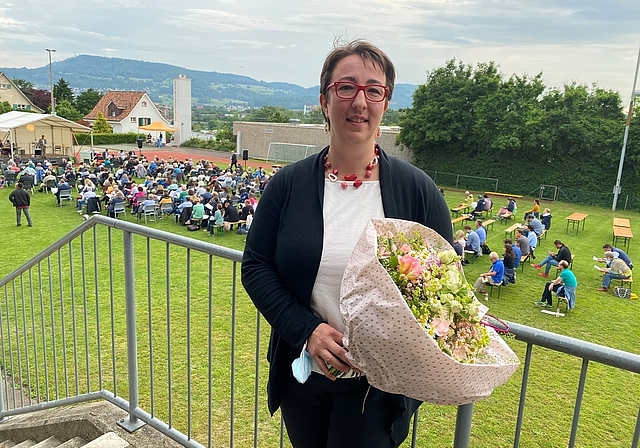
top-left (280, 373), bottom-right (416, 448)
top-left (541, 282), bottom-right (564, 306)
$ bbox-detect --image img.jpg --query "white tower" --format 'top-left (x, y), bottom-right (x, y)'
top-left (173, 74), bottom-right (192, 145)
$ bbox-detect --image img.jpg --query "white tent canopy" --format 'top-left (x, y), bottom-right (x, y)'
top-left (0, 111), bottom-right (90, 159)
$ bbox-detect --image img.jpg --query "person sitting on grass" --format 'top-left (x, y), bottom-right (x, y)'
top-left (535, 260), bottom-right (577, 309)
top-left (532, 239), bottom-right (572, 277)
top-left (473, 251), bottom-right (504, 299)
top-left (596, 251), bottom-right (632, 292)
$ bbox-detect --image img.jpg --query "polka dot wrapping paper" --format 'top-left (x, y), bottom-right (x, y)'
top-left (340, 218), bottom-right (520, 405)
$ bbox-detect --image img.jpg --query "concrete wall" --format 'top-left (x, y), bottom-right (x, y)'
top-left (232, 121), bottom-right (412, 163)
top-left (173, 75), bottom-right (192, 145)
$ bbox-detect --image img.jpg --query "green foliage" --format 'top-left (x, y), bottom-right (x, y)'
top-left (53, 78), bottom-right (74, 103)
top-left (399, 59), bottom-right (634, 196)
top-left (244, 105), bottom-right (291, 123)
top-left (74, 132), bottom-right (145, 145)
top-left (92, 111), bottom-right (113, 133)
top-left (0, 101), bottom-right (11, 114)
top-left (75, 88), bottom-right (102, 115)
top-left (55, 99), bottom-right (82, 121)
top-left (12, 78), bottom-right (33, 91)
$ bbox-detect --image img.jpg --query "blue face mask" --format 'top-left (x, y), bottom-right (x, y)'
top-left (291, 341), bottom-right (313, 384)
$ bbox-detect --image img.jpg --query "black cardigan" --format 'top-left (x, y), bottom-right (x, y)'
top-left (241, 146), bottom-right (452, 420)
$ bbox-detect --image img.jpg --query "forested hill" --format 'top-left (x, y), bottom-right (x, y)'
top-left (0, 55), bottom-right (417, 109)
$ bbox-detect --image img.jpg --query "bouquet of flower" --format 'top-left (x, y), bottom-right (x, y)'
top-left (377, 228), bottom-right (489, 363)
top-left (340, 218), bottom-right (519, 405)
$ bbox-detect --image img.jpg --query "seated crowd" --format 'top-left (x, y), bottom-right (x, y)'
top-left (1, 150), bottom-right (279, 237)
top-left (453, 190), bottom-right (634, 311)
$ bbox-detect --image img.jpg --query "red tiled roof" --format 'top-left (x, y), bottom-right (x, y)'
top-left (83, 91), bottom-right (146, 121)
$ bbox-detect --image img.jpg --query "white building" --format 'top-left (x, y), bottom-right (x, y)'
top-left (173, 75), bottom-right (192, 145)
top-left (83, 91), bottom-right (171, 133)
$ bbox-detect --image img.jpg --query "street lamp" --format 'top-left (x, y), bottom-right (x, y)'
top-left (612, 48), bottom-right (640, 211)
top-left (45, 49), bottom-right (56, 115)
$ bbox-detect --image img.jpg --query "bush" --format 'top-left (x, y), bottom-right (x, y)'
top-left (74, 132), bottom-right (146, 145)
top-left (182, 137), bottom-right (235, 152)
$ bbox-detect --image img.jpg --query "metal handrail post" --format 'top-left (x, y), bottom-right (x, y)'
top-left (118, 230), bottom-right (146, 432)
top-left (453, 403), bottom-right (473, 448)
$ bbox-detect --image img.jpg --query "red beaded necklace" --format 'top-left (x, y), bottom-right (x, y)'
top-left (323, 144), bottom-right (380, 189)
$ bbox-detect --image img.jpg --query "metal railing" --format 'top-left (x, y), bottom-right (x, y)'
top-left (0, 216), bottom-right (639, 448)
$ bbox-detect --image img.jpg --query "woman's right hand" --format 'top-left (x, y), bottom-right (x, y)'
top-left (307, 323), bottom-right (352, 380)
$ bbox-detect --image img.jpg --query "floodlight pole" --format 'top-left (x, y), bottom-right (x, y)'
top-left (613, 47), bottom-right (640, 211)
top-left (46, 49), bottom-right (56, 115)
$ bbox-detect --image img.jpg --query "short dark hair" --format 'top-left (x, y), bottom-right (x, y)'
top-left (603, 244), bottom-right (613, 250)
top-left (16, 182), bottom-right (24, 189)
top-left (320, 39), bottom-right (395, 125)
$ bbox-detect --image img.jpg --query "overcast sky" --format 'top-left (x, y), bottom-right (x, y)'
top-left (1, 0), bottom-right (640, 98)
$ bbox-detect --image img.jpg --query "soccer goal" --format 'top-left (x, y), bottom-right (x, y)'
top-left (266, 143), bottom-right (319, 163)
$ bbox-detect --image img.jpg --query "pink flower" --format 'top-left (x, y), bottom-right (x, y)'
top-left (397, 254), bottom-right (424, 281)
top-left (400, 244), bottom-right (412, 254)
top-left (432, 318), bottom-right (450, 337)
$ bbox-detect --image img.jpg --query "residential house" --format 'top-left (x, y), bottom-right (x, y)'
top-left (83, 91), bottom-right (171, 133)
top-left (0, 72), bottom-right (44, 113)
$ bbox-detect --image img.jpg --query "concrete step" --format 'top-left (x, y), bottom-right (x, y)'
top-left (57, 438), bottom-right (86, 448)
top-left (31, 437), bottom-right (60, 448)
top-left (0, 440), bottom-right (16, 448)
top-left (13, 441), bottom-right (36, 448)
top-left (81, 433), bottom-right (129, 448)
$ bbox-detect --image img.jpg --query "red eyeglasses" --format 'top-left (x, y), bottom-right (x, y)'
top-left (326, 81), bottom-right (389, 102)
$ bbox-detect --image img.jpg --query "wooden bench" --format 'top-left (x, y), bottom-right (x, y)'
top-left (505, 223), bottom-right (521, 239)
top-left (450, 205), bottom-right (470, 217)
top-left (483, 207), bottom-right (494, 218)
top-left (485, 192), bottom-right (523, 199)
top-left (451, 216), bottom-right (468, 228)
top-left (520, 253), bottom-right (531, 272)
top-left (482, 219), bottom-right (496, 231)
top-left (537, 229), bottom-right (547, 245)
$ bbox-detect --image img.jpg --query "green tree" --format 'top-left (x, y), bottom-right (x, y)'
top-left (0, 101), bottom-right (12, 114)
top-left (55, 99), bottom-right (83, 121)
top-left (381, 109), bottom-right (402, 126)
top-left (53, 78), bottom-right (74, 103)
top-left (244, 106), bottom-right (291, 123)
top-left (12, 78), bottom-right (33, 91)
top-left (93, 111), bottom-right (113, 133)
top-left (75, 88), bottom-right (102, 116)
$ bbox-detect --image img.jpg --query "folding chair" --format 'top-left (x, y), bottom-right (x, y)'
top-left (143, 203), bottom-right (158, 224)
top-left (58, 189), bottom-right (72, 206)
top-left (113, 202), bottom-right (127, 220)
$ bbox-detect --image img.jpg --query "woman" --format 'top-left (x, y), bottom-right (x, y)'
top-left (241, 40), bottom-right (451, 447)
top-left (540, 207), bottom-right (552, 230)
top-left (524, 199), bottom-right (540, 220)
top-left (503, 242), bottom-right (516, 284)
top-left (207, 203), bottom-right (224, 235)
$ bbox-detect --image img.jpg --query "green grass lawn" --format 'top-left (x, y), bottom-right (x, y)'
top-left (0, 183), bottom-right (638, 447)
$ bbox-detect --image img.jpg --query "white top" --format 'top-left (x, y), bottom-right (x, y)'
top-left (309, 179), bottom-right (385, 373)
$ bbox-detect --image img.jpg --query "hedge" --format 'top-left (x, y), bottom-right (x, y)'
top-left (74, 132), bottom-right (146, 145)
